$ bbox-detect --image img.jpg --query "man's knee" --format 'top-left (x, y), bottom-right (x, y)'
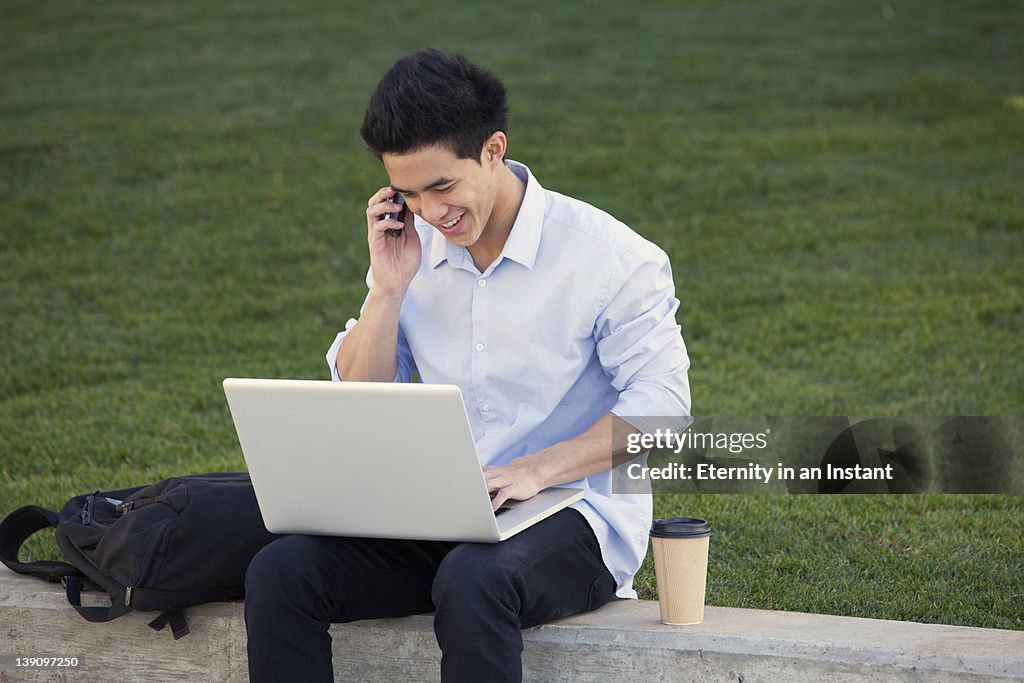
top-left (246, 536), bottom-right (323, 608)
top-left (431, 544), bottom-right (520, 612)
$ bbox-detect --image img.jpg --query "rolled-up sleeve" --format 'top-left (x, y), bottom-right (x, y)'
top-left (325, 269), bottom-right (417, 383)
top-left (594, 244), bottom-right (691, 434)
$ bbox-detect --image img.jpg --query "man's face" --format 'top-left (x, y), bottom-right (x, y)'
top-left (382, 142), bottom-right (500, 249)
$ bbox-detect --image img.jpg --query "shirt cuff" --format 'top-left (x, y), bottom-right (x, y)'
top-left (611, 371), bottom-right (692, 436)
top-left (325, 319), bottom-right (410, 383)
top-left (325, 319), bottom-right (358, 382)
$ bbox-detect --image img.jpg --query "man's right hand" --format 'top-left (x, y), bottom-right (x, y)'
top-left (365, 187), bottom-right (422, 296)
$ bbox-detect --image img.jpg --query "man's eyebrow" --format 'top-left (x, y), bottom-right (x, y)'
top-left (391, 177), bottom-right (456, 194)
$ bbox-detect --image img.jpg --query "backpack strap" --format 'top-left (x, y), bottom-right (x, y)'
top-left (148, 610), bottom-right (190, 639)
top-left (63, 575), bottom-right (133, 622)
top-left (0, 505), bottom-right (80, 582)
top-left (2, 506), bottom-right (133, 623)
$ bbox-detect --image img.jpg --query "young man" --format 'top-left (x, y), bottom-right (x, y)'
top-left (244, 48), bottom-right (691, 682)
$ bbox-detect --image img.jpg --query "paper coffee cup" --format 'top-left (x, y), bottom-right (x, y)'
top-left (650, 517), bottom-right (711, 625)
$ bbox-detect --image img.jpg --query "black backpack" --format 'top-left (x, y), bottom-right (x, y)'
top-left (0, 472), bottom-right (279, 639)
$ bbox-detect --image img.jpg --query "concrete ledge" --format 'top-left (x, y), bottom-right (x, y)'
top-left (1, 566), bottom-right (1021, 682)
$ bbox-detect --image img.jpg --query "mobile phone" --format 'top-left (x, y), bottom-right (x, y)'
top-left (384, 193), bottom-right (407, 237)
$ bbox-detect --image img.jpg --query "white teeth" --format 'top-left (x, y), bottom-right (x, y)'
top-left (442, 215), bottom-right (462, 229)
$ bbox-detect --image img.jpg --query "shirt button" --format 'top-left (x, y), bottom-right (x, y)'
top-left (481, 403), bottom-right (491, 413)
top-left (475, 343), bottom-right (485, 352)
top-left (477, 278), bottom-right (486, 287)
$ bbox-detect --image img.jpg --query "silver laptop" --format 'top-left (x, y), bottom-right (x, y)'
top-left (222, 378), bottom-right (583, 543)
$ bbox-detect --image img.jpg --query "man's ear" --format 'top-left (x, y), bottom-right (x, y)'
top-left (482, 131), bottom-right (507, 167)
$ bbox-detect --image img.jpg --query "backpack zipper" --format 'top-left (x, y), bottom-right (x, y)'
top-left (81, 494), bottom-right (97, 525)
top-left (128, 519), bottom-right (172, 605)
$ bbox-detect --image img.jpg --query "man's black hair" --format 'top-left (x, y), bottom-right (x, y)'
top-left (360, 48), bottom-right (509, 162)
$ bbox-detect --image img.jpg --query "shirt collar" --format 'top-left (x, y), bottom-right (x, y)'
top-left (426, 159), bottom-right (544, 271)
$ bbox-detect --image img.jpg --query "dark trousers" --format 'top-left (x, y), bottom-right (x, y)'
top-left (244, 508), bottom-right (618, 682)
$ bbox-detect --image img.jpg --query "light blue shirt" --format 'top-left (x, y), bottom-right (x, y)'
top-left (327, 160), bottom-right (691, 598)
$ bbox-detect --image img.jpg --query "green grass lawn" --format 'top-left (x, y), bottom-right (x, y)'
top-left (2, 1), bottom-right (1021, 630)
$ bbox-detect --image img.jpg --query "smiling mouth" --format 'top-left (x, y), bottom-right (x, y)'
top-left (439, 214), bottom-right (465, 233)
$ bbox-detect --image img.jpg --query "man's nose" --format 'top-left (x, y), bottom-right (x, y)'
top-left (418, 195), bottom-right (447, 223)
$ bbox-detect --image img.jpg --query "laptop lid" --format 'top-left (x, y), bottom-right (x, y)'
top-left (222, 378), bottom-right (582, 543)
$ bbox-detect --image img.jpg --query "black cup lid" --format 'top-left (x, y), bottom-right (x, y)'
top-left (650, 517), bottom-right (711, 539)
